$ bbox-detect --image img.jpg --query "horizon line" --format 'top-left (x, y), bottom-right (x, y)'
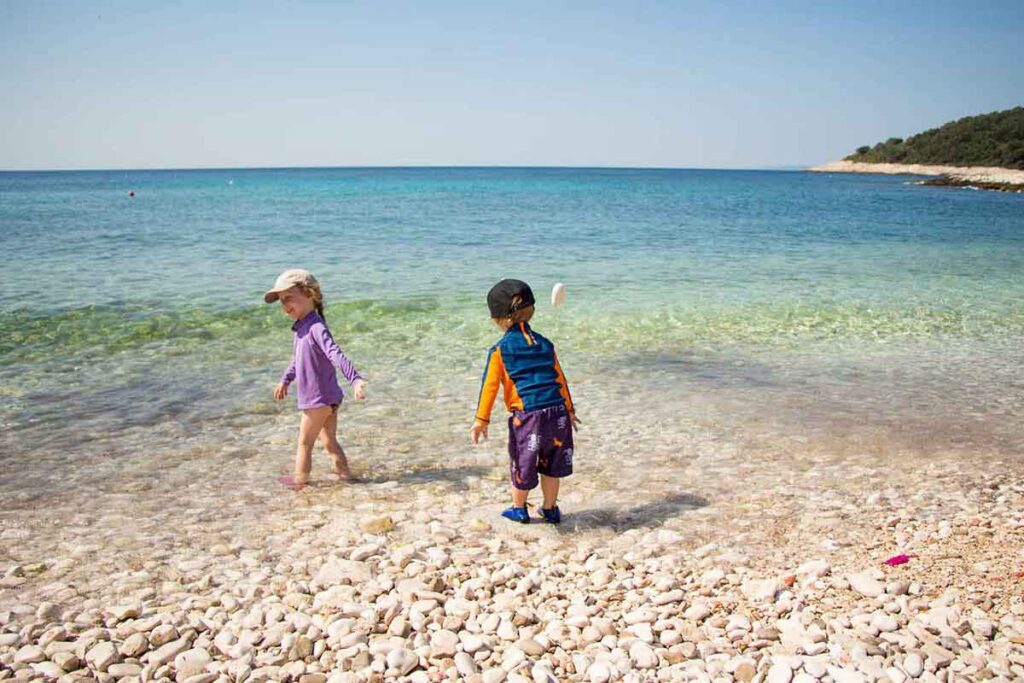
top-left (0, 162), bottom-right (816, 173)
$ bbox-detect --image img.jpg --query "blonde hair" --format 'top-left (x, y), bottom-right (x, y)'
top-left (494, 302), bottom-right (535, 330)
top-left (299, 283), bottom-right (326, 324)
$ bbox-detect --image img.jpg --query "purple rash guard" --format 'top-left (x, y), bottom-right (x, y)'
top-left (280, 311), bottom-right (363, 410)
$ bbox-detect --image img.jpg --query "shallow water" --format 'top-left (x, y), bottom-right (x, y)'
top-left (1, 167), bottom-right (1022, 509)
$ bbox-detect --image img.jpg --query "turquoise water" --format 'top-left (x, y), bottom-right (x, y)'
top-left (1, 168), bottom-right (1023, 495)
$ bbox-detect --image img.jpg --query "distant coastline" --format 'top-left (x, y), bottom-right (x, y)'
top-left (809, 160), bottom-right (1024, 192)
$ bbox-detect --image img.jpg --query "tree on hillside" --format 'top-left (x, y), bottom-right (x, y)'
top-left (845, 107), bottom-right (1024, 169)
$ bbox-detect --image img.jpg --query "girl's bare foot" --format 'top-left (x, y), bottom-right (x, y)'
top-left (278, 475), bottom-right (308, 490)
top-left (331, 454), bottom-right (351, 481)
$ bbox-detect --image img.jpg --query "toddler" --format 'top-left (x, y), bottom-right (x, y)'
top-left (471, 279), bottom-right (578, 523)
top-left (265, 269), bottom-right (367, 489)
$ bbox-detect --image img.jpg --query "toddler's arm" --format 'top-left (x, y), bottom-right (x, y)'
top-left (553, 350), bottom-right (575, 412)
top-left (275, 356), bottom-right (296, 400)
top-left (553, 350), bottom-right (580, 430)
top-left (471, 347), bottom-right (505, 443)
top-left (311, 324), bottom-right (364, 385)
top-left (280, 356), bottom-right (296, 386)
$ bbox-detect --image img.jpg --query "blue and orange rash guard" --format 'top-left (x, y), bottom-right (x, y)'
top-left (475, 322), bottom-right (575, 423)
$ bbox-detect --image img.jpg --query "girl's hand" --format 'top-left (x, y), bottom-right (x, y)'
top-left (352, 379), bottom-right (368, 401)
top-left (570, 412), bottom-right (582, 432)
top-left (470, 419), bottom-right (489, 445)
top-left (275, 383), bottom-right (289, 400)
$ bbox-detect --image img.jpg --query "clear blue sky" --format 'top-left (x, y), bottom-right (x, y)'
top-left (1, 1), bottom-right (1022, 170)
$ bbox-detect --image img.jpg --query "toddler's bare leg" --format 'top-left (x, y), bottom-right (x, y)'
top-left (319, 409), bottom-right (350, 480)
top-left (540, 475), bottom-right (560, 509)
top-left (511, 486), bottom-right (529, 507)
top-left (295, 406), bottom-right (332, 484)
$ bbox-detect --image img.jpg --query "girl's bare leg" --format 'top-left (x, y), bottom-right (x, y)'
top-left (319, 409), bottom-right (350, 480)
top-left (294, 406), bottom-right (333, 484)
top-left (540, 475), bottom-right (560, 509)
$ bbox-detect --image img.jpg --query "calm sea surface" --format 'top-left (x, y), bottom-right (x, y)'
top-left (1, 168), bottom-right (1022, 498)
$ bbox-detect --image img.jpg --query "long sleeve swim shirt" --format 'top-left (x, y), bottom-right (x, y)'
top-left (280, 311), bottom-right (363, 410)
top-left (474, 322), bottom-right (575, 423)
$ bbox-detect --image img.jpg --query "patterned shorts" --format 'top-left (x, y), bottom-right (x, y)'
top-left (507, 404), bottom-right (574, 490)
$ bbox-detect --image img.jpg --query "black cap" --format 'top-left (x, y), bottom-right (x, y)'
top-left (487, 279), bottom-right (536, 318)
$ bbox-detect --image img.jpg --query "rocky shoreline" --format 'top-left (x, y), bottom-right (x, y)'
top-left (808, 161), bottom-right (1024, 193)
top-left (3, 371), bottom-right (1024, 683)
top-left (4, 482), bottom-right (1024, 683)
top-left (3, 453), bottom-right (1024, 680)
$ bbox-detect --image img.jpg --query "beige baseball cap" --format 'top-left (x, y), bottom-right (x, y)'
top-left (264, 268), bottom-right (319, 303)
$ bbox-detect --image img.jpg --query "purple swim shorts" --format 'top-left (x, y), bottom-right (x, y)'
top-left (507, 404), bottom-right (574, 490)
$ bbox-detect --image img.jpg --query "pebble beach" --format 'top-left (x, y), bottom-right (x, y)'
top-left (3, 368), bottom-right (1024, 683)
top-left (3, 167), bottom-right (1023, 682)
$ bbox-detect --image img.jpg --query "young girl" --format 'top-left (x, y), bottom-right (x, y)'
top-left (265, 269), bottom-right (367, 489)
top-left (471, 279), bottom-right (579, 523)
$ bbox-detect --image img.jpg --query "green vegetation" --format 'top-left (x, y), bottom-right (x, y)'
top-left (846, 107), bottom-right (1024, 169)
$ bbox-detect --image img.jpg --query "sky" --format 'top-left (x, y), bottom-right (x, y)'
top-left (1, 1), bottom-right (1022, 170)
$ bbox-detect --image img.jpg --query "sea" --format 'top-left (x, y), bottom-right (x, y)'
top-left (1, 167), bottom-right (1022, 506)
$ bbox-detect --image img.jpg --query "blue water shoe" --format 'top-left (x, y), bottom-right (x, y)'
top-left (501, 505), bottom-right (530, 523)
top-left (541, 506), bottom-right (562, 524)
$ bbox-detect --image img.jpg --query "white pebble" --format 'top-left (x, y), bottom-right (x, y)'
top-left (847, 572), bottom-right (884, 597)
top-left (455, 652), bottom-right (477, 676)
top-left (629, 641), bottom-right (658, 669)
top-left (588, 662), bottom-right (612, 683)
top-left (767, 663), bottom-right (793, 683)
top-left (902, 653), bottom-right (923, 678)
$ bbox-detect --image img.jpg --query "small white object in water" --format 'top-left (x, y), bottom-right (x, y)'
top-left (551, 282), bottom-right (566, 307)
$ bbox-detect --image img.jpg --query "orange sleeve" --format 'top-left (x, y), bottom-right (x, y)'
top-left (475, 347), bottom-right (506, 422)
top-left (553, 351), bottom-right (575, 414)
